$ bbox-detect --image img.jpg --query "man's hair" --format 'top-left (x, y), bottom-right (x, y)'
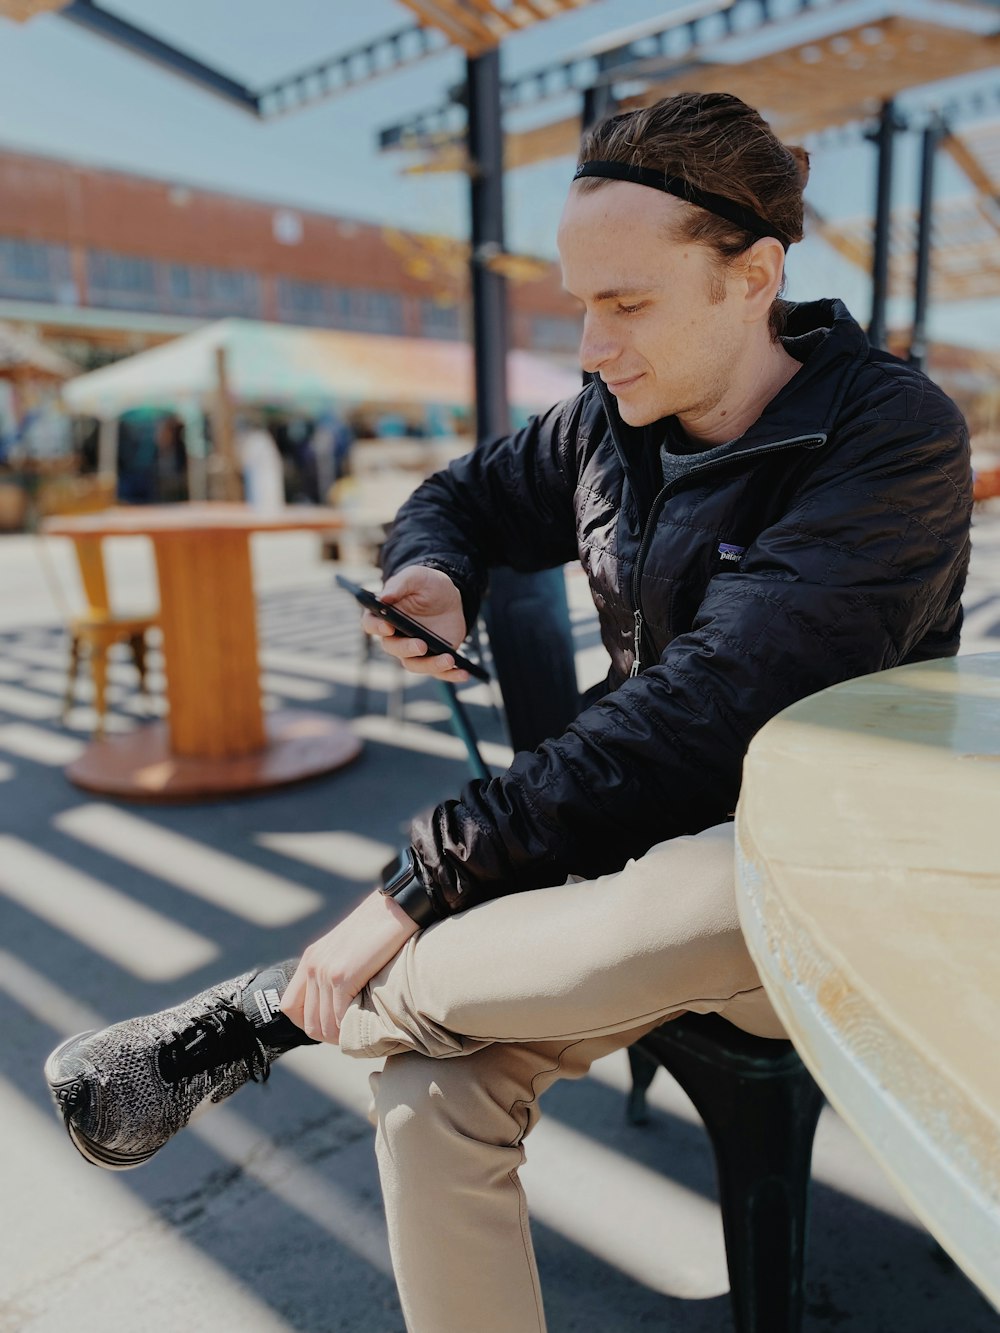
top-left (577, 92), bottom-right (810, 339)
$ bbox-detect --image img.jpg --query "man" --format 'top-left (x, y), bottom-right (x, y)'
top-left (46, 93), bottom-right (971, 1332)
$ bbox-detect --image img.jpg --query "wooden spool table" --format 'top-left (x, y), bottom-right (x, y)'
top-left (736, 654), bottom-right (1000, 1311)
top-left (44, 503), bottom-right (362, 800)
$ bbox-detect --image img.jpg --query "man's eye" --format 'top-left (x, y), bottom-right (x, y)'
top-left (618, 302), bottom-right (646, 315)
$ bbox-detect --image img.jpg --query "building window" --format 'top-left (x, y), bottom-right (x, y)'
top-left (276, 282), bottom-right (404, 335)
top-left (276, 278), bottom-right (333, 327)
top-left (161, 264), bottom-right (261, 319)
top-left (86, 250), bottom-right (158, 311)
top-left (530, 314), bottom-right (582, 354)
top-left (0, 238), bottom-right (75, 303)
top-left (164, 263), bottom-right (199, 314)
top-left (419, 298), bottom-right (464, 341)
top-left (203, 267), bottom-right (261, 319)
top-left (350, 288), bottom-right (403, 334)
top-left (329, 286), bottom-right (353, 324)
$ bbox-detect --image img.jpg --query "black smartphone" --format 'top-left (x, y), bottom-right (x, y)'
top-left (335, 574), bottom-right (490, 682)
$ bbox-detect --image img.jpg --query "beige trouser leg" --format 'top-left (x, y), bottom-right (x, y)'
top-left (339, 822), bottom-right (785, 1333)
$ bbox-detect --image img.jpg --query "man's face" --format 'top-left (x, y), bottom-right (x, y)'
top-left (557, 180), bottom-right (747, 429)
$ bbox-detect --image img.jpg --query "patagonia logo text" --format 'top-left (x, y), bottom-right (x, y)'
top-left (717, 542), bottom-right (745, 564)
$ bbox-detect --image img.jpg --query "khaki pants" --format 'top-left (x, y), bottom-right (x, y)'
top-left (339, 822), bottom-right (784, 1333)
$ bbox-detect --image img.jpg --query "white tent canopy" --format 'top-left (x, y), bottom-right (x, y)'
top-left (61, 317), bottom-right (582, 420)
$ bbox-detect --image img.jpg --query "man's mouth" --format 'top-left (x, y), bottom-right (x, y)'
top-left (603, 373), bottom-right (643, 393)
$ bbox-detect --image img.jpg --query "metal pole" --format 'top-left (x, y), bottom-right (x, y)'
top-left (581, 79), bottom-right (616, 135)
top-left (909, 117), bottom-right (943, 371)
top-left (580, 79), bottom-right (617, 396)
top-left (868, 100), bottom-right (900, 351)
top-left (466, 49), bottom-right (579, 754)
top-left (439, 681), bottom-right (491, 781)
top-left (467, 48), bottom-right (509, 441)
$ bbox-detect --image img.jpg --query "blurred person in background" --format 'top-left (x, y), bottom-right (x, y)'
top-left (310, 405), bottom-right (355, 502)
top-left (237, 413), bottom-right (284, 511)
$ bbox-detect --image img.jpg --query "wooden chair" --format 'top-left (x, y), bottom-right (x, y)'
top-left (62, 535), bottom-right (158, 738)
top-left (38, 509), bottom-right (159, 739)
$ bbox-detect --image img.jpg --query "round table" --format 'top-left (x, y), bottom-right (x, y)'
top-left (736, 654), bottom-right (1000, 1310)
top-left (44, 503), bottom-right (362, 800)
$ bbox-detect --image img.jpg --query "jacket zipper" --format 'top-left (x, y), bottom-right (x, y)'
top-left (627, 433), bottom-right (827, 675)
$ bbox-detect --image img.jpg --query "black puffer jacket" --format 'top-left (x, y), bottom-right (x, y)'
top-left (381, 300), bottom-right (972, 915)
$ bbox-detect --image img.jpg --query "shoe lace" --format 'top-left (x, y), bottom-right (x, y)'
top-left (157, 1001), bottom-right (272, 1086)
top-left (54, 1081), bottom-right (85, 1123)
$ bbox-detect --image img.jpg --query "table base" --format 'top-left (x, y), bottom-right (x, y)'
top-left (65, 709), bottom-right (363, 802)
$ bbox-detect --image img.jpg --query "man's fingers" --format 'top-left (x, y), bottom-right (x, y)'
top-left (377, 635), bottom-right (430, 660)
top-left (319, 981), bottom-right (340, 1046)
top-left (301, 980), bottom-right (320, 1042)
top-left (332, 989), bottom-right (351, 1032)
top-left (394, 652), bottom-right (470, 683)
top-left (360, 610), bottom-right (394, 638)
top-left (279, 969), bottom-right (306, 1030)
top-left (374, 635), bottom-right (467, 681)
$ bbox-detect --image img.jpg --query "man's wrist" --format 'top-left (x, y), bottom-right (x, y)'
top-left (378, 848), bottom-right (441, 928)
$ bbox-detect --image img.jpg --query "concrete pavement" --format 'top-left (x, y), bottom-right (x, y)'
top-left (1, 521), bottom-right (998, 1332)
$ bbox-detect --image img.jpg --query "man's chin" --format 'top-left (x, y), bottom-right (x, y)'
top-left (615, 398), bottom-right (661, 428)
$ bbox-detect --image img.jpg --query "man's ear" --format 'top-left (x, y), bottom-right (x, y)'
top-left (740, 238), bottom-right (785, 323)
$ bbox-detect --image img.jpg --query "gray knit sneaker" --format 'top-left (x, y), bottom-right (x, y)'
top-left (43, 959), bottom-right (314, 1170)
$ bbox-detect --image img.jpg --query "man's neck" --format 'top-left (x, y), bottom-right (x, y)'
top-left (678, 336), bottom-right (801, 447)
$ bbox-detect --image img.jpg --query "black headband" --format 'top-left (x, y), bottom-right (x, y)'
top-left (573, 160), bottom-right (788, 250)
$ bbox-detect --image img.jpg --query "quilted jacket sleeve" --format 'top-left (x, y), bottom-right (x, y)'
top-left (379, 393), bottom-right (587, 630)
top-left (408, 401), bottom-right (972, 915)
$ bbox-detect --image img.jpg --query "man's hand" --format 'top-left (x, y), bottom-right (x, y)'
top-left (362, 565), bottom-right (469, 683)
top-left (279, 891), bottom-right (419, 1044)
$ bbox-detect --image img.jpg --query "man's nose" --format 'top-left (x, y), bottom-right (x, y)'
top-left (578, 317), bottom-right (617, 374)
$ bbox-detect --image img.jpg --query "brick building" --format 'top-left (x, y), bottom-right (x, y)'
top-left (0, 146), bottom-right (583, 369)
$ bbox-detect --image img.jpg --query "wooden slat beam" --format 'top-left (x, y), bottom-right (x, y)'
top-left (941, 131), bottom-right (1000, 242)
top-left (804, 202), bottom-right (871, 274)
top-left (617, 16), bottom-right (1000, 141)
top-left (0, 0), bottom-right (70, 17)
top-left (400, 0), bottom-right (592, 54)
top-left (815, 194), bottom-right (1000, 303)
top-left (399, 0), bottom-right (498, 54)
top-left (942, 131), bottom-right (1000, 204)
top-left (492, 16), bottom-right (1000, 166)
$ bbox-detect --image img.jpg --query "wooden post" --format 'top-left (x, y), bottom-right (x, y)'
top-left (97, 415), bottom-right (118, 483)
top-left (210, 345), bottom-right (243, 501)
top-left (180, 401), bottom-right (208, 501)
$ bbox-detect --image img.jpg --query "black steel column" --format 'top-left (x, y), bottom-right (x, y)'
top-left (581, 79), bottom-right (616, 135)
top-left (909, 116), bottom-right (944, 371)
top-left (868, 100), bottom-right (901, 350)
top-left (466, 49), bottom-right (579, 753)
top-left (467, 48), bottom-right (509, 442)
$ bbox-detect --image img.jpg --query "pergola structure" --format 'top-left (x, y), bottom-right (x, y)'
top-left (813, 117), bottom-right (1000, 303)
top-left (381, 0), bottom-right (1000, 354)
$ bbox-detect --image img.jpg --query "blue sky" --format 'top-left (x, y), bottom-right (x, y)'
top-left (0, 0), bottom-right (998, 347)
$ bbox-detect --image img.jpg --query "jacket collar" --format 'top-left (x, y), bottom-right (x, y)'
top-left (596, 298), bottom-right (869, 465)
